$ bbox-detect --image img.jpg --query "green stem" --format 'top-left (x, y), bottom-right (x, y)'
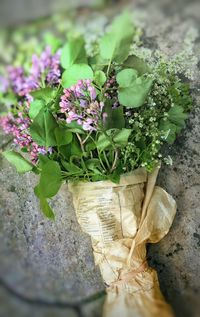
top-left (75, 133), bottom-right (91, 180)
top-left (82, 131), bottom-right (92, 145)
top-left (41, 73), bottom-right (46, 88)
top-left (80, 157), bottom-right (90, 181)
top-left (97, 149), bottom-right (107, 172)
top-left (103, 151), bottom-right (111, 170)
top-left (89, 134), bottom-right (107, 172)
top-left (106, 59), bottom-right (112, 77)
top-left (103, 130), bottom-right (115, 150)
top-left (76, 133), bottom-right (85, 153)
top-left (111, 149), bottom-right (118, 172)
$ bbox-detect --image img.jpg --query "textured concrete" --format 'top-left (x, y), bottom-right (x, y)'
top-left (0, 1), bottom-right (200, 317)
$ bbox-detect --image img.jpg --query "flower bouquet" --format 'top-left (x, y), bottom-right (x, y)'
top-left (0, 12), bottom-right (193, 317)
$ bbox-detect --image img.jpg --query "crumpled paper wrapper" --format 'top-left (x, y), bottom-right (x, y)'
top-left (68, 166), bottom-right (176, 317)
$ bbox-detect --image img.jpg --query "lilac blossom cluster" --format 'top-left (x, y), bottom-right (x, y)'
top-left (4, 47), bottom-right (61, 100)
top-left (0, 47), bottom-right (60, 162)
top-left (31, 47), bottom-right (61, 86)
top-left (60, 80), bottom-right (104, 131)
top-left (0, 113), bottom-right (52, 163)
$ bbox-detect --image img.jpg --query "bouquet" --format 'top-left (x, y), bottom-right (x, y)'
top-left (0, 11), bottom-right (193, 317)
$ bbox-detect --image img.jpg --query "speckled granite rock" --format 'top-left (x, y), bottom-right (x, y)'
top-left (0, 1), bottom-right (200, 317)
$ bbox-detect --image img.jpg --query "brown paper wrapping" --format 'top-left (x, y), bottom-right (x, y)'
top-left (68, 166), bottom-right (176, 317)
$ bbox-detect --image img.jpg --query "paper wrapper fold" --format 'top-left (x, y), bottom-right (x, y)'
top-left (68, 166), bottom-right (176, 317)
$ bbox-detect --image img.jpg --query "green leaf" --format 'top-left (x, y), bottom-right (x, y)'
top-left (86, 159), bottom-right (102, 174)
top-left (61, 35), bottom-right (87, 69)
top-left (91, 174), bottom-right (107, 182)
top-left (61, 160), bottom-right (82, 174)
top-left (65, 121), bottom-right (85, 134)
top-left (29, 99), bottom-right (44, 119)
top-left (38, 154), bottom-right (51, 168)
top-left (43, 32), bottom-right (61, 53)
top-left (108, 172), bottom-right (120, 183)
top-left (54, 127), bottom-right (73, 146)
top-left (71, 137), bottom-right (83, 156)
top-left (35, 161), bottom-right (62, 198)
top-left (168, 106), bottom-right (187, 126)
top-left (117, 74), bottom-right (153, 108)
top-left (113, 128), bottom-right (132, 145)
top-left (94, 70), bottom-right (106, 87)
top-left (96, 134), bottom-right (111, 151)
top-left (59, 145), bottom-right (70, 159)
top-left (30, 87), bottom-right (56, 103)
top-left (97, 128), bottom-right (131, 151)
top-left (159, 106), bottom-right (188, 144)
top-left (59, 136), bottom-right (83, 159)
top-left (103, 103), bottom-right (125, 129)
top-left (116, 68), bottom-right (138, 87)
top-left (29, 109), bottom-right (58, 146)
top-left (99, 11), bottom-right (134, 63)
top-left (85, 140), bottom-right (97, 152)
top-left (62, 64), bottom-right (93, 88)
top-left (85, 158), bottom-right (100, 168)
top-left (123, 55), bottom-right (151, 75)
top-left (0, 92), bottom-right (17, 106)
top-left (89, 54), bottom-right (107, 71)
top-left (39, 197), bottom-right (55, 219)
top-left (159, 120), bottom-right (177, 144)
top-left (3, 150), bottom-right (34, 174)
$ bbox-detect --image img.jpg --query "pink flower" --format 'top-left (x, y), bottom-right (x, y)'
top-left (59, 80), bottom-right (103, 131)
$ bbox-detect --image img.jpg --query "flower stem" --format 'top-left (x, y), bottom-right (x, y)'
top-left (103, 151), bottom-right (111, 170)
top-left (76, 133), bottom-right (84, 153)
top-left (111, 149), bottom-right (118, 172)
top-left (82, 131), bottom-right (92, 145)
top-left (106, 59), bottom-right (112, 77)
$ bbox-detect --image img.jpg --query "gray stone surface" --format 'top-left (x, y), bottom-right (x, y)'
top-left (0, 156), bottom-right (104, 303)
top-left (0, 1), bottom-right (200, 317)
top-left (0, 285), bottom-right (78, 317)
top-left (149, 103), bottom-right (200, 317)
top-left (133, 2), bottom-right (200, 317)
top-left (0, 0), bottom-right (97, 27)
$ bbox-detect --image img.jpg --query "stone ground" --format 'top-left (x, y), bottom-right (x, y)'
top-left (0, 0), bottom-right (200, 317)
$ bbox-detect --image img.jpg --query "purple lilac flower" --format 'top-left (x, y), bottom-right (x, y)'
top-left (7, 66), bottom-right (27, 96)
top-left (5, 47), bottom-right (61, 101)
top-left (31, 46), bottom-right (61, 85)
top-left (30, 142), bottom-right (52, 163)
top-left (0, 112), bottom-right (52, 164)
top-left (0, 114), bottom-right (15, 134)
top-left (60, 80), bottom-right (104, 131)
top-left (0, 47), bottom-right (59, 163)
